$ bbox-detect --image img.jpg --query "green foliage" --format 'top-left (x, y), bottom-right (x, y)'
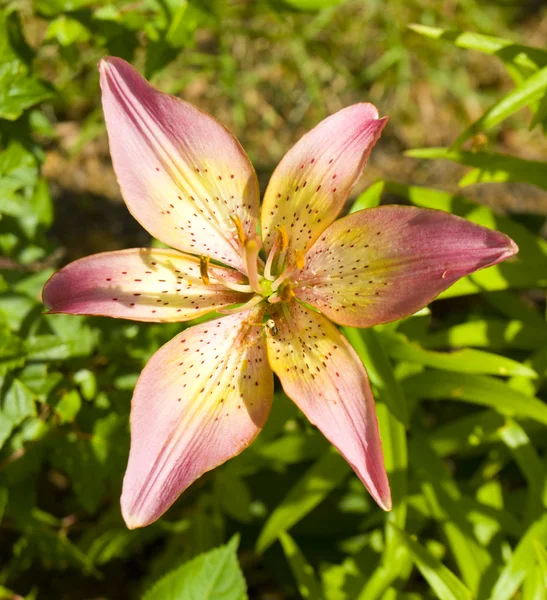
top-left (1, 0), bottom-right (547, 598)
top-left (143, 536), bottom-right (247, 600)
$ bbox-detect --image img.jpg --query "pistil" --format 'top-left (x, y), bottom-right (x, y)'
top-left (244, 237), bottom-right (263, 295)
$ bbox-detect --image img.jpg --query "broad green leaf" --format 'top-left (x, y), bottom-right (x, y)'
top-left (381, 331), bottom-right (535, 377)
top-left (0, 327), bottom-right (26, 375)
top-left (406, 148), bottom-right (547, 192)
top-left (453, 65), bottom-right (547, 146)
top-left (408, 25), bottom-right (547, 72)
top-left (488, 514), bottom-right (547, 600)
top-left (423, 319), bottom-right (547, 351)
top-left (0, 377), bottom-right (37, 450)
top-left (256, 447), bottom-right (351, 552)
top-left (143, 535), bottom-right (247, 600)
top-left (402, 371), bottom-right (547, 426)
top-left (54, 389), bottom-right (82, 424)
top-left (392, 527), bottom-right (472, 600)
top-left (349, 181), bottom-right (385, 213)
top-left (45, 15), bottom-right (91, 46)
top-left (279, 532), bottom-right (324, 599)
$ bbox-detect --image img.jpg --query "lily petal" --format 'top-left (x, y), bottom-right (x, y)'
top-left (100, 57), bottom-right (260, 272)
top-left (294, 206), bottom-right (518, 327)
top-left (266, 302), bottom-right (391, 510)
top-left (122, 310), bottom-right (273, 528)
top-left (261, 104), bottom-right (387, 260)
top-left (42, 249), bottom-right (250, 322)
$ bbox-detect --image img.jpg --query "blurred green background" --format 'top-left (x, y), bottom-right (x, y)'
top-left (1, 0), bottom-right (547, 598)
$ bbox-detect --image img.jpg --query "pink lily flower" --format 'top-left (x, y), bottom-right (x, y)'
top-left (42, 57), bottom-right (518, 529)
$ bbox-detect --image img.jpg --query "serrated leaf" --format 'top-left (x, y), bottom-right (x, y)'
top-left (143, 535), bottom-right (247, 600)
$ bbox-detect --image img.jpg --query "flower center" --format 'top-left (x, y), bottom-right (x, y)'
top-left (243, 225), bottom-right (299, 305)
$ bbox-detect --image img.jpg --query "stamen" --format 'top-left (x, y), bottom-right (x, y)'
top-left (294, 250), bottom-right (305, 271)
top-left (245, 237), bottom-right (263, 295)
top-left (268, 293), bottom-right (282, 304)
top-left (264, 225), bottom-right (290, 281)
top-left (199, 255), bottom-right (210, 285)
top-left (230, 215), bottom-right (247, 246)
top-left (218, 294), bottom-right (263, 315)
top-left (272, 267), bottom-right (295, 292)
top-left (264, 238), bottom-right (280, 282)
top-left (209, 267), bottom-right (254, 293)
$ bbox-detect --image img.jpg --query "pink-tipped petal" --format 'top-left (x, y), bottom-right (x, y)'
top-left (100, 57), bottom-right (260, 272)
top-left (294, 206), bottom-right (518, 328)
top-left (266, 302), bottom-right (391, 510)
top-left (261, 104), bottom-right (387, 259)
top-left (42, 249), bottom-right (250, 322)
top-left (122, 310), bottom-right (273, 528)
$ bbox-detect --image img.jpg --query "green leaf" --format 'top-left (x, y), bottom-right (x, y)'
top-left (0, 377), bottom-right (37, 450)
top-left (45, 15), bottom-right (91, 46)
top-left (406, 148), bottom-right (547, 192)
top-left (533, 539), bottom-right (547, 588)
top-left (343, 327), bottom-right (409, 425)
top-left (343, 326), bottom-right (408, 564)
top-left (143, 535), bottom-right (247, 600)
top-left (280, 532), bottom-right (324, 599)
top-left (54, 389), bottom-right (82, 424)
top-left (213, 471), bottom-right (253, 523)
top-left (381, 331), bottom-right (536, 377)
top-left (256, 447), bottom-right (351, 552)
top-left (349, 181), bottom-right (385, 213)
top-left (423, 319), bottom-right (547, 351)
top-left (0, 327), bottom-right (26, 375)
top-left (410, 438), bottom-right (491, 594)
top-left (408, 25), bottom-right (547, 72)
top-left (402, 371), bottom-right (547, 426)
top-left (453, 65), bottom-right (547, 146)
top-left (488, 514), bottom-right (547, 600)
top-left (279, 0), bottom-right (346, 12)
top-left (498, 420), bottom-right (547, 519)
top-left (392, 526), bottom-right (472, 600)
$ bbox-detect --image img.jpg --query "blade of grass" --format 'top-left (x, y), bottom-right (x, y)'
top-left (391, 526), bottom-right (472, 600)
top-left (279, 532), bottom-right (324, 600)
top-left (402, 371), bottom-right (547, 426)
